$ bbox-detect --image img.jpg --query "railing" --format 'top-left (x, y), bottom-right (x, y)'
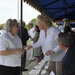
top-left (29, 58), bottom-right (49, 75)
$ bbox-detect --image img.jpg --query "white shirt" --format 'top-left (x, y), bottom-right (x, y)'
top-left (0, 30), bottom-right (5, 36)
top-left (58, 25), bottom-right (64, 32)
top-left (0, 31), bottom-right (22, 67)
top-left (32, 26), bottom-right (65, 61)
top-left (28, 27), bottom-right (36, 44)
top-left (65, 47), bottom-right (69, 52)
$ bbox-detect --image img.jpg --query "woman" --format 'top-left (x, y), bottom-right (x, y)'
top-left (30, 25), bottom-right (42, 65)
top-left (0, 19), bottom-right (25, 75)
top-left (25, 14), bottom-right (65, 75)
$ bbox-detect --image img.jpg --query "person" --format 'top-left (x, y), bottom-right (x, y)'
top-left (18, 21), bottom-right (29, 73)
top-left (58, 18), bottom-right (71, 32)
top-left (63, 18), bottom-right (71, 32)
top-left (30, 25), bottom-right (42, 65)
top-left (25, 14), bottom-right (65, 75)
top-left (58, 24), bottom-right (64, 32)
top-left (57, 32), bottom-right (75, 75)
top-left (0, 19), bottom-right (25, 75)
top-left (63, 18), bottom-right (70, 26)
top-left (62, 23), bottom-right (75, 43)
top-left (28, 22), bottom-right (35, 61)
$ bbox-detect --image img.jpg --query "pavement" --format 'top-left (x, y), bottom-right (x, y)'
top-left (22, 61), bottom-right (36, 75)
top-left (22, 50), bottom-right (36, 75)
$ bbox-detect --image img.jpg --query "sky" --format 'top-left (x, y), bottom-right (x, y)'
top-left (0, 0), bottom-right (40, 24)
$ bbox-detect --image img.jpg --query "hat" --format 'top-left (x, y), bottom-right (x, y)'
top-left (28, 22), bottom-right (33, 25)
top-left (62, 18), bottom-right (69, 21)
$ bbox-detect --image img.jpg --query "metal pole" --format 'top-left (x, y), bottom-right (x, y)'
top-left (17, 0), bottom-right (19, 21)
top-left (20, 0), bottom-right (23, 39)
top-left (21, 0), bottom-right (23, 24)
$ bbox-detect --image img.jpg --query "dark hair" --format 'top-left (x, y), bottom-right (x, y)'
top-left (28, 22), bottom-right (33, 25)
top-left (19, 20), bottom-right (25, 28)
top-left (35, 25), bottom-right (40, 32)
top-left (57, 32), bottom-right (73, 47)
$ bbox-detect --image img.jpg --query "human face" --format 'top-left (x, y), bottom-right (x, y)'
top-left (29, 24), bottom-right (33, 29)
top-left (34, 26), bottom-right (37, 31)
top-left (58, 42), bottom-right (65, 51)
top-left (37, 19), bottom-right (45, 30)
top-left (58, 42), bottom-right (62, 49)
top-left (11, 24), bottom-right (19, 35)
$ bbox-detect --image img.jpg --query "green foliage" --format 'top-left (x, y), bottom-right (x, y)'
top-left (0, 24), bottom-right (4, 30)
top-left (25, 18), bottom-right (37, 31)
top-left (25, 24), bottom-right (29, 30)
top-left (30, 18), bottom-right (37, 26)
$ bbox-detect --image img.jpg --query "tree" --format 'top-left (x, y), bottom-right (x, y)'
top-left (0, 24), bottom-right (4, 30)
top-left (30, 18), bottom-right (37, 26)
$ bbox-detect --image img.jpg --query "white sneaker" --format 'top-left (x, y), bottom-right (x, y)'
top-left (32, 57), bottom-right (35, 60)
top-left (29, 57), bottom-right (32, 60)
top-left (29, 57), bottom-right (35, 61)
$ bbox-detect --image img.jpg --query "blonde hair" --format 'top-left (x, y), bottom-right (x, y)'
top-left (4, 19), bottom-right (18, 32)
top-left (37, 14), bottom-right (52, 27)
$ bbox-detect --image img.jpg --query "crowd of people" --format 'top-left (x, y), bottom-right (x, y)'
top-left (0, 14), bottom-right (75, 75)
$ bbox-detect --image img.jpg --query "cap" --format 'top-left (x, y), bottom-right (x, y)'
top-left (62, 18), bottom-right (69, 21)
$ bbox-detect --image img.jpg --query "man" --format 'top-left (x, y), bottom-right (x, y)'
top-left (58, 18), bottom-right (71, 32)
top-left (28, 22), bottom-right (36, 61)
top-left (62, 18), bottom-right (70, 26)
top-left (18, 21), bottom-right (29, 74)
top-left (57, 32), bottom-right (75, 75)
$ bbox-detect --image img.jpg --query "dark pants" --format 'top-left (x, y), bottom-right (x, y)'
top-left (20, 51), bottom-right (26, 74)
top-left (39, 52), bottom-right (44, 61)
top-left (0, 65), bottom-right (20, 75)
top-left (21, 51), bottom-right (26, 70)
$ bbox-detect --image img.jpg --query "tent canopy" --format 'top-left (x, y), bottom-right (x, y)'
top-left (24, 0), bottom-right (75, 21)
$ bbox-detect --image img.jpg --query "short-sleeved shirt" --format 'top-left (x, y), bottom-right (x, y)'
top-left (28, 27), bottom-right (36, 44)
top-left (0, 31), bottom-right (22, 67)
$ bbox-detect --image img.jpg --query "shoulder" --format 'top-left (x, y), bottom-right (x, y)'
top-left (0, 31), bottom-right (10, 44)
top-left (49, 26), bottom-right (60, 33)
top-left (0, 31), bottom-right (8, 38)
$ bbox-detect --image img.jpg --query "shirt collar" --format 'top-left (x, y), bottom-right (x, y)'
top-left (47, 26), bottom-right (53, 34)
top-left (65, 47), bottom-right (69, 52)
top-left (7, 32), bottom-right (16, 39)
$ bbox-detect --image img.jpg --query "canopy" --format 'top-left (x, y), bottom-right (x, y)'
top-left (24, 0), bottom-right (75, 21)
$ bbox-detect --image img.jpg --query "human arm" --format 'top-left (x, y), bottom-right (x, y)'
top-left (52, 29), bottom-right (61, 53)
top-left (0, 48), bottom-right (25, 56)
top-left (45, 28), bottom-right (61, 56)
top-left (25, 32), bottom-right (41, 50)
top-left (0, 36), bottom-right (25, 56)
top-left (24, 38), bottom-right (41, 50)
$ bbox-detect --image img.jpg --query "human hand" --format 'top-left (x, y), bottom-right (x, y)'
top-left (16, 48), bottom-right (25, 55)
top-left (45, 50), bottom-right (55, 56)
top-left (24, 45), bottom-right (33, 50)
